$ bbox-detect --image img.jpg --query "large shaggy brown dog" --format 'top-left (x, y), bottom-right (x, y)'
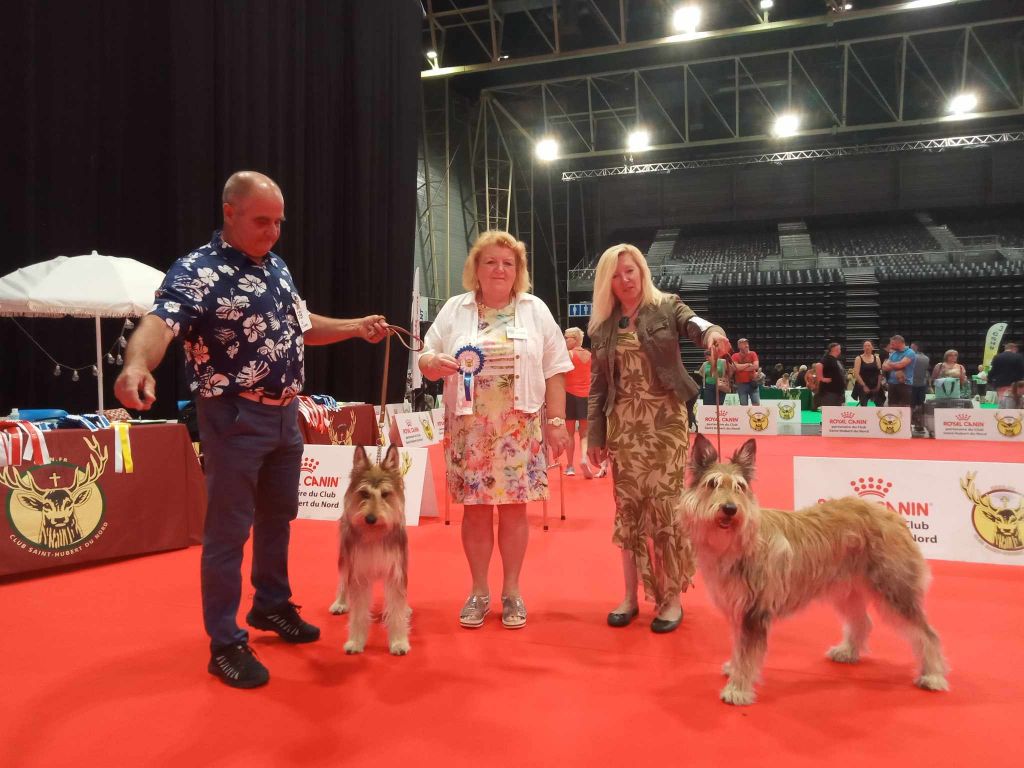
top-left (682, 434), bottom-right (948, 705)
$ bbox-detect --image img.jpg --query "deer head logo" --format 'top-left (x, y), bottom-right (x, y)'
top-left (1, 436), bottom-right (109, 550)
top-left (994, 412), bottom-right (1023, 437)
top-left (327, 413), bottom-right (355, 446)
top-left (747, 408), bottom-right (770, 432)
top-left (777, 402), bottom-right (796, 420)
top-left (877, 411), bottom-right (903, 434)
top-left (962, 473), bottom-right (1024, 552)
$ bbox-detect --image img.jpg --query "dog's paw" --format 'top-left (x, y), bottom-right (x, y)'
top-left (343, 639), bottom-right (365, 655)
top-left (389, 638), bottom-right (411, 656)
top-left (720, 682), bottom-right (757, 706)
top-left (826, 644), bottom-right (860, 664)
top-left (329, 600), bottom-right (349, 615)
top-left (915, 673), bottom-right (949, 692)
top-left (721, 661), bottom-right (733, 676)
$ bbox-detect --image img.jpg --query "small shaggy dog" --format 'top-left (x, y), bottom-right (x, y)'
top-left (682, 434), bottom-right (948, 705)
top-left (328, 444), bottom-right (411, 656)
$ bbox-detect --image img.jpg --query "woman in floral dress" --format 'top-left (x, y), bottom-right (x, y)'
top-left (588, 244), bottom-right (731, 633)
top-left (420, 231), bottom-right (572, 629)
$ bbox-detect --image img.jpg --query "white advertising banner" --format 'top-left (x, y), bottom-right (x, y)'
top-left (793, 456), bottom-right (1024, 566)
top-left (696, 404), bottom-right (779, 435)
top-left (391, 412), bottom-right (440, 447)
top-left (934, 408), bottom-right (1024, 442)
top-left (820, 406), bottom-right (911, 439)
top-left (430, 407), bottom-right (446, 441)
top-left (297, 445), bottom-right (439, 526)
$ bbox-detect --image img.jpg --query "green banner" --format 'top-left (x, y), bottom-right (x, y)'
top-left (983, 322), bottom-right (1008, 368)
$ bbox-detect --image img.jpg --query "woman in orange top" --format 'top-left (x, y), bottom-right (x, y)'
top-left (564, 327), bottom-right (604, 478)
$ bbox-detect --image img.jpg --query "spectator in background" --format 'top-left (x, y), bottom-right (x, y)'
top-left (882, 335), bottom-right (916, 407)
top-left (794, 364), bottom-right (808, 387)
top-left (562, 327), bottom-right (605, 479)
top-left (989, 341), bottom-right (1024, 408)
top-left (731, 338), bottom-right (761, 405)
top-left (814, 342), bottom-right (846, 408)
top-left (932, 349), bottom-right (968, 387)
top-left (697, 348), bottom-right (729, 405)
top-left (852, 340), bottom-right (884, 407)
top-left (910, 342), bottom-right (931, 430)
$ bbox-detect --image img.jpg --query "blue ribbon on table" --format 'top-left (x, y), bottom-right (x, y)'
top-left (454, 344), bottom-right (486, 402)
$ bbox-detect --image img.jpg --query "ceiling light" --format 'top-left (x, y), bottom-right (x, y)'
top-left (948, 92), bottom-right (978, 115)
top-left (672, 5), bottom-right (702, 35)
top-left (426, 50), bottom-right (437, 60)
top-left (772, 112), bottom-right (800, 137)
top-left (844, 3), bottom-right (853, 10)
top-left (535, 137), bottom-right (559, 162)
top-left (760, 0), bottom-right (774, 9)
top-left (907, 0), bottom-right (956, 7)
top-left (626, 130), bottom-right (651, 152)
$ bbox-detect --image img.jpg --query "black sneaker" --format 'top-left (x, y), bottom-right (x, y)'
top-left (246, 601), bottom-right (321, 643)
top-left (208, 643), bottom-right (269, 689)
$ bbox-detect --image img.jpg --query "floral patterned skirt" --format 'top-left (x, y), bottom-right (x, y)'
top-left (446, 374), bottom-right (549, 505)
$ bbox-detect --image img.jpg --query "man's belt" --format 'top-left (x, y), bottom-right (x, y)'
top-left (238, 390), bottom-right (296, 407)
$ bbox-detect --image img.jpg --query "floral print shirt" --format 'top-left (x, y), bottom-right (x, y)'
top-left (149, 231), bottom-right (305, 398)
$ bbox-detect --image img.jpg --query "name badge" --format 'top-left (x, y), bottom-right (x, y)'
top-left (294, 300), bottom-right (313, 332)
top-left (505, 326), bottom-right (528, 340)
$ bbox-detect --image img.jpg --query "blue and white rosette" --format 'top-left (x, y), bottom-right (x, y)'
top-left (454, 344), bottom-right (486, 402)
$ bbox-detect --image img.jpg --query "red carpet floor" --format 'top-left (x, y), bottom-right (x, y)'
top-left (2, 436), bottom-right (1022, 768)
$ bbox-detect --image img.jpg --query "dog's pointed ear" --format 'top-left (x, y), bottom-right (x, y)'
top-left (731, 439), bottom-right (757, 482)
top-left (352, 445), bottom-right (369, 472)
top-left (382, 444), bottom-right (401, 472)
top-left (689, 433), bottom-right (719, 481)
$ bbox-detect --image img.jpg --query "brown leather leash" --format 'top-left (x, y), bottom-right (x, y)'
top-left (374, 323), bottom-right (424, 462)
top-left (711, 347), bottom-right (723, 457)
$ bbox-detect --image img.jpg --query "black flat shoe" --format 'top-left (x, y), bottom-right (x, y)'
top-left (650, 610), bottom-right (683, 634)
top-left (607, 607), bottom-right (639, 627)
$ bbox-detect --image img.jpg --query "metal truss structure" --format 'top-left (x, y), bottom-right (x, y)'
top-left (560, 131), bottom-right (1024, 179)
top-left (480, 16), bottom-right (1024, 159)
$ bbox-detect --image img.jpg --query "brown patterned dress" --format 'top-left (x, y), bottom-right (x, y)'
top-left (606, 331), bottom-right (695, 607)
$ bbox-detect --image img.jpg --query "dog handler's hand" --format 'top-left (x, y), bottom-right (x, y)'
top-left (115, 365), bottom-right (156, 411)
top-left (422, 353), bottom-right (460, 380)
top-left (361, 315), bottom-right (389, 343)
top-left (588, 445), bottom-right (607, 467)
top-left (706, 331), bottom-right (732, 361)
top-left (545, 423), bottom-right (570, 460)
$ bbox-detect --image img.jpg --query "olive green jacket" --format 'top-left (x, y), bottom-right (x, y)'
top-left (587, 295), bottom-right (723, 449)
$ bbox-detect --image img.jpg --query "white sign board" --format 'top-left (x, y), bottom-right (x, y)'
top-left (392, 412), bottom-right (440, 447)
top-left (935, 408), bottom-right (1024, 442)
top-left (770, 399), bottom-right (802, 435)
top-left (696, 404), bottom-right (779, 435)
top-left (820, 406), bottom-right (911, 439)
top-left (297, 445), bottom-right (438, 525)
top-left (793, 456), bottom-right (1024, 566)
top-left (430, 407), bottom-right (445, 441)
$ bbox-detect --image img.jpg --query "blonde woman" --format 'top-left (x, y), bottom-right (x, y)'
top-left (420, 231), bottom-right (572, 630)
top-left (587, 244), bottom-right (730, 632)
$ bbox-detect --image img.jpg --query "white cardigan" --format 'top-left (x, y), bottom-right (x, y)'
top-left (423, 291), bottom-right (573, 416)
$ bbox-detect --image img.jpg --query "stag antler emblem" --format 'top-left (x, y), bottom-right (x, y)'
top-left (0, 436), bottom-right (109, 550)
top-left (961, 472), bottom-right (1024, 551)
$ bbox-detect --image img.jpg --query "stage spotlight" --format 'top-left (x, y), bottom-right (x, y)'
top-left (844, 3), bottom-right (853, 9)
top-left (426, 50), bottom-right (438, 60)
top-left (535, 137), bottom-right (559, 161)
top-left (907, 0), bottom-right (955, 7)
top-left (948, 92), bottom-right (978, 115)
top-left (627, 130), bottom-right (650, 152)
top-left (672, 5), bottom-right (702, 35)
top-left (772, 112), bottom-right (800, 137)
top-left (760, 0), bottom-right (774, 9)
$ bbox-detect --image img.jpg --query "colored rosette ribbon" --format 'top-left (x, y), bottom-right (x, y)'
top-left (454, 344), bottom-right (486, 402)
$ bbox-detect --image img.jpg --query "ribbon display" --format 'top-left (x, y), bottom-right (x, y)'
top-left (113, 422), bottom-right (134, 473)
top-left (454, 345), bottom-right (486, 402)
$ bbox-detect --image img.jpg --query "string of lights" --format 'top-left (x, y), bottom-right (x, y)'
top-left (8, 317), bottom-right (134, 382)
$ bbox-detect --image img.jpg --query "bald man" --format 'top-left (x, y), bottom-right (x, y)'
top-left (116, 171), bottom-right (388, 688)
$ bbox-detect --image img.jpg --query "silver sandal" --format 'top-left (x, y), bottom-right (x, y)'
top-left (501, 595), bottom-right (527, 629)
top-left (459, 595), bottom-right (490, 628)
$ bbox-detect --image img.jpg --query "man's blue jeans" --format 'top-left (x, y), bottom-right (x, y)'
top-left (736, 381), bottom-right (760, 405)
top-left (197, 396), bottom-right (303, 650)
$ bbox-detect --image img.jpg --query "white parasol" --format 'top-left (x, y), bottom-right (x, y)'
top-left (0, 251), bottom-right (166, 412)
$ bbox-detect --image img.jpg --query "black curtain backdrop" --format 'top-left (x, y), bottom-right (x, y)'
top-left (2, 0), bottom-right (420, 417)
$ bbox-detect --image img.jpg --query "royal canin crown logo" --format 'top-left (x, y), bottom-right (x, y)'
top-left (850, 476), bottom-right (893, 498)
top-left (300, 457), bottom-right (320, 473)
top-left (956, 413), bottom-right (972, 421)
top-left (841, 410), bottom-right (857, 419)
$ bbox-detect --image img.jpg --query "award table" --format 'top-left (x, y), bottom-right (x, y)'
top-left (1, 423), bottom-right (206, 577)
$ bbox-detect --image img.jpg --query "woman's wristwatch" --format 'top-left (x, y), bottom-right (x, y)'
top-left (546, 417), bottom-right (566, 427)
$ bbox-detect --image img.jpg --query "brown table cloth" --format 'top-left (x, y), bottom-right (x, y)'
top-left (1, 423), bottom-right (205, 577)
top-left (298, 404), bottom-right (379, 446)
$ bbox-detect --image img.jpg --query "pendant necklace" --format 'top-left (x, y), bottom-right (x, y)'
top-left (618, 303), bottom-right (640, 329)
